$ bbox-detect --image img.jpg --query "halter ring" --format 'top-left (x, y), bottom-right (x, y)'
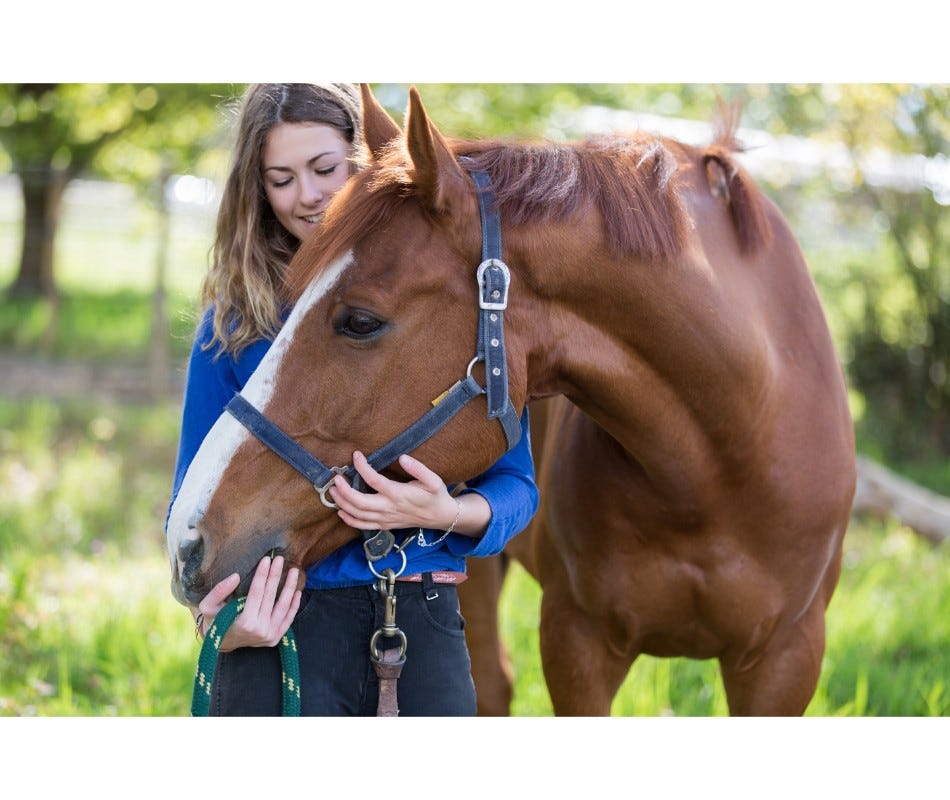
top-left (367, 546), bottom-right (407, 579)
top-left (315, 466), bottom-right (349, 509)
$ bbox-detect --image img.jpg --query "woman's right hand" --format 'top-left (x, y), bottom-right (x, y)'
top-left (195, 555), bottom-right (302, 653)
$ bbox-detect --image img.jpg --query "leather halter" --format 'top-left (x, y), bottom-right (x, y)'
top-left (225, 166), bottom-right (521, 564)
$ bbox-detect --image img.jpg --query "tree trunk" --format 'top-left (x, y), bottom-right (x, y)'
top-left (7, 165), bottom-right (68, 299)
top-left (852, 456), bottom-right (950, 544)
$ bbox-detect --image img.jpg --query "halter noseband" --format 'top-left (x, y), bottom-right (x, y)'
top-left (224, 166), bottom-right (521, 563)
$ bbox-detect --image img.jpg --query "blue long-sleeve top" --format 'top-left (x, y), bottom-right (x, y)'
top-left (167, 306), bottom-right (538, 589)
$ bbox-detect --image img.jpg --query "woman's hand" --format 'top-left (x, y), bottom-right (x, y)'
top-left (329, 451), bottom-right (491, 537)
top-left (195, 555), bottom-right (301, 653)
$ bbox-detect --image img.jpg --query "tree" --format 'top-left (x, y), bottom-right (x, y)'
top-left (0, 83), bottom-right (231, 299)
top-left (807, 85), bottom-right (950, 460)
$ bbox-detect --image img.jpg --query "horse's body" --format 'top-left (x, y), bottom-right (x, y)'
top-left (166, 85), bottom-right (855, 715)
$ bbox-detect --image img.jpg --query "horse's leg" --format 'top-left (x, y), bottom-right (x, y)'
top-left (718, 595), bottom-right (830, 716)
top-left (459, 552), bottom-right (515, 716)
top-left (718, 545), bottom-right (842, 716)
top-left (538, 584), bottom-right (635, 716)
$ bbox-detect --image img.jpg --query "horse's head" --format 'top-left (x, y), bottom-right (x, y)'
top-left (166, 85), bottom-right (528, 606)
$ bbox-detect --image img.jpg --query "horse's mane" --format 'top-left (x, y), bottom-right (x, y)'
top-left (455, 134), bottom-right (687, 262)
top-left (288, 116), bottom-right (771, 301)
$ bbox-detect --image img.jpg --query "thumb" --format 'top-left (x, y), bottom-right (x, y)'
top-left (199, 572), bottom-right (241, 616)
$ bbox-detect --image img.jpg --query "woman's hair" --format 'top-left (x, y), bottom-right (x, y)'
top-left (201, 83), bottom-right (363, 357)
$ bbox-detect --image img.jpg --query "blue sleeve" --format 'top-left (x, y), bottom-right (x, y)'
top-left (442, 408), bottom-right (539, 558)
top-left (166, 308), bottom-right (243, 527)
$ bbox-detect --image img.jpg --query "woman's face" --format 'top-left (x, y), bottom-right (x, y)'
top-left (261, 121), bottom-right (352, 242)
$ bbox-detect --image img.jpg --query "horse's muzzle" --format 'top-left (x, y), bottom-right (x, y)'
top-left (177, 535), bottom-right (205, 604)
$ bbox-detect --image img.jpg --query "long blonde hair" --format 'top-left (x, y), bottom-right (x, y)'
top-left (201, 83), bottom-right (362, 357)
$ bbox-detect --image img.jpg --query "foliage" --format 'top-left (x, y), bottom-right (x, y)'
top-left (743, 85), bottom-right (950, 463)
top-left (0, 83), bottom-right (233, 297)
top-left (0, 83), bottom-right (234, 192)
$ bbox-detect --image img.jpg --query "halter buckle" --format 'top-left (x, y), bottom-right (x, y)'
top-left (476, 258), bottom-right (510, 311)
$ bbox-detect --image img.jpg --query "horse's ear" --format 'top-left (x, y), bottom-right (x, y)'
top-left (360, 83), bottom-right (402, 160)
top-left (405, 86), bottom-right (468, 214)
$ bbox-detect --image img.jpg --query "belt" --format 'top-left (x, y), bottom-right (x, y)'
top-left (396, 571), bottom-right (468, 585)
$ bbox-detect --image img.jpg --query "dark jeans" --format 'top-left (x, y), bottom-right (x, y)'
top-left (208, 580), bottom-right (477, 716)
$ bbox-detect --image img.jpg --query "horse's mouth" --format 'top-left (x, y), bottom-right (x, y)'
top-left (232, 547), bottom-right (298, 599)
top-left (173, 543), bottom-right (300, 607)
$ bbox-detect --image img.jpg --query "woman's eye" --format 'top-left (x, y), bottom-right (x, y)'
top-left (338, 311), bottom-right (384, 339)
top-left (316, 164), bottom-right (338, 177)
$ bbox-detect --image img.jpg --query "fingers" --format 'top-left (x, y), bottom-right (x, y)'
top-left (198, 572), bottom-right (241, 617)
top-left (351, 451), bottom-right (388, 492)
top-left (397, 453), bottom-right (444, 492)
top-left (243, 554), bottom-right (283, 618)
top-left (329, 450), bottom-right (454, 532)
top-left (219, 555), bottom-right (303, 652)
top-left (329, 468), bottom-right (387, 512)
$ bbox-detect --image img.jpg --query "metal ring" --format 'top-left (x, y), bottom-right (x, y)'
top-left (466, 356), bottom-right (482, 378)
top-left (367, 547), bottom-right (407, 580)
top-left (370, 628), bottom-right (408, 661)
top-left (314, 466), bottom-right (348, 509)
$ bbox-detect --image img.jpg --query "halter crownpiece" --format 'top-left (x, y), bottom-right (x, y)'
top-left (224, 166), bottom-right (521, 563)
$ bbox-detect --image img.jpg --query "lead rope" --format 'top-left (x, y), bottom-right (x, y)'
top-left (190, 596), bottom-right (301, 717)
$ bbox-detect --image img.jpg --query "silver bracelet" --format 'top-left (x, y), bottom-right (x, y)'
top-left (416, 498), bottom-right (462, 548)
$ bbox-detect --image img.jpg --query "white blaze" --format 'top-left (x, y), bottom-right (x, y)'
top-left (166, 252), bottom-right (353, 569)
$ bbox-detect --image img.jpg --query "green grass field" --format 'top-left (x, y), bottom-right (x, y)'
top-left (1, 395), bottom-right (948, 717)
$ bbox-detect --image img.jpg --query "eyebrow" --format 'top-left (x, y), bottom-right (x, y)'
top-left (263, 150), bottom-right (341, 173)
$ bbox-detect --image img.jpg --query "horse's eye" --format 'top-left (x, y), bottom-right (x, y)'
top-left (337, 310), bottom-right (385, 340)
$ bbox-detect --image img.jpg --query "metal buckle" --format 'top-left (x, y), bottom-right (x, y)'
top-left (476, 258), bottom-right (510, 311)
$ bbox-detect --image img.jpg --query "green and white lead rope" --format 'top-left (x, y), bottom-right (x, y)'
top-left (191, 596), bottom-right (301, 716)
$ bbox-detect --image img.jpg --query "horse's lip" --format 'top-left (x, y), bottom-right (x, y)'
top-left (232, 547), bottom-right (294, 598)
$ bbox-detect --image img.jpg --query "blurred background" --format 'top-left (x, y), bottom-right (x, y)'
top-left (0, 83), bottom-right (948, 716)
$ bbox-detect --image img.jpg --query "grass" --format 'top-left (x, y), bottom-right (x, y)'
top-left (2, 388), bottom-right (947, 717)
top-left (499, 525), bottom-right (950, 717)
top-left (0, 289), bottom-right (198, 362)
top-left (0, 396), bottom-right (195, 716)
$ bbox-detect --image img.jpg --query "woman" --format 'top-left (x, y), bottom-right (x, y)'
top-left (168, 83), bottom-right (538, 716)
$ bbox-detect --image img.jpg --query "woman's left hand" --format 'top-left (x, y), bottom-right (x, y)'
top-left (329, 451), bottom-right (459, 532)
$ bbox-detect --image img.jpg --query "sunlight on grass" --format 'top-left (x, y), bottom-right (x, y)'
top-left (1, 394), bottom-right (949, 716)
top-left (496, 520), bottom-right (950, 717)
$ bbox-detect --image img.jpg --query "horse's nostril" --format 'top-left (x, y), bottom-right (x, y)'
top-left (179, 536), bottom-right (204, 574)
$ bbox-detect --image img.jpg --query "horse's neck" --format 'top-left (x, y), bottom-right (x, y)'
top-left (522, 249), bottom-right (767, 506)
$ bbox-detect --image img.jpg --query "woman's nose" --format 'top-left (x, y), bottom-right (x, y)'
top-left (298, 175), bottom-right (323, 206)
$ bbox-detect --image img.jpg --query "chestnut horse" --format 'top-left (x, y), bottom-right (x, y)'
top-left (166, 84), bottom-right (855, 715)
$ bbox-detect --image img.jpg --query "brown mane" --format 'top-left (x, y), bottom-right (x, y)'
top-left (288, 119), bottom-right (770, 302)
